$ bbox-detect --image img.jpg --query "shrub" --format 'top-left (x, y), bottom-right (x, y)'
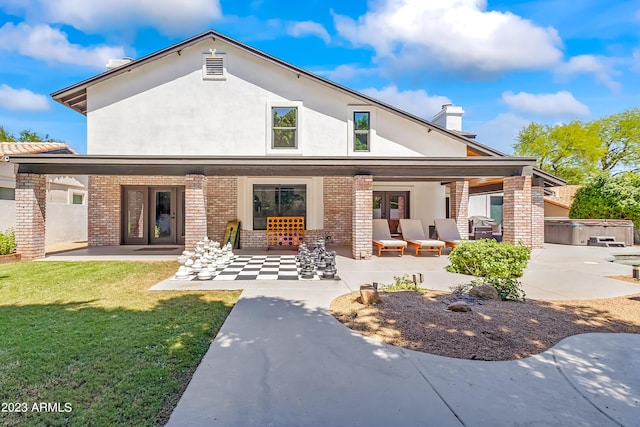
top-left (0, 228), bottom-right (16, 255)
top-left (381, 274), bottom-right (421, 291)
top-left (470, 277), bottom-right (526, 301)
top-left (447, 240), bottom-right (531, 301)
top-left (446, 239), bottom-right (531, 278)
top-left (570, 172), bottom-right (640, 242)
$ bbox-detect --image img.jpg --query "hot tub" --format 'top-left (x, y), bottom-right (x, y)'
top-left (544, 218), bottom-right (634, 246)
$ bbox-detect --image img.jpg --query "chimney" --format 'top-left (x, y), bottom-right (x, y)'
top-left (106, 57), bottom-right (134, 70)
top-left (432, 104), bottom-right (464, 131)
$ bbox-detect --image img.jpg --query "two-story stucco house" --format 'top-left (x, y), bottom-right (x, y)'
top-left (8, 30), bottom-right (563, 260)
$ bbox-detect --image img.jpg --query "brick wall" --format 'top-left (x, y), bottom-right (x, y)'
top-left (185, 175), bottom-right (208, 250)
top-left (15, 173), bottom-right (46, 260)
top-left (503, 176), bottom-right (532, 246)
top-left (324, 176), bottom-right (353, 246)
top-left (352, 175), bottom-right (373, 259)
top-left (88, 175), bottom-right (185, 246)
top-left (449, 181), bottom-right (469, 239)
top-left (531, 185), bottom-right (545, 249)
top-left (206, 176), bottom-right (238, 242)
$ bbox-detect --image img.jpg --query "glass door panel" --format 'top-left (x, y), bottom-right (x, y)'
top-left (178, 189), bottom-right (186, 245)
top-left (150, 188), bottom-right (176, 244)
top-left (123, 187), bottom-right (148, 244)
top-left (373, 193), bottom-right (383, 219)
top-left (490, 196), bottom-right (503, 225)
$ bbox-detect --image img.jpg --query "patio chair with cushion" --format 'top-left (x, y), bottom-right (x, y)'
top-left (372, 219), bottom-right (407, 256)
top-left (434, 218), bottom-right (468, 249)
top-left (398, 219), bottom-right (445, 256)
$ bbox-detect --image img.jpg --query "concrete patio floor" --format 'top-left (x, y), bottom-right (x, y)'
top-left (41, 242), bottom-right (640, 425)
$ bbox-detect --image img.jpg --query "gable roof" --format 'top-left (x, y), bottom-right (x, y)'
top-left (51, 29), bottom-right (505, 157)
top-left (0, 142), bottom-right (75, 157)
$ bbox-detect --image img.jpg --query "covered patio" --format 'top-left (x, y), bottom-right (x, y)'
top-left (8, 154), bottom-right (561, 260)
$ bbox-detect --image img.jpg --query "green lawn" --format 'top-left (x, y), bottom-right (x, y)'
top-left (0, 261), bottom-right (240, 426)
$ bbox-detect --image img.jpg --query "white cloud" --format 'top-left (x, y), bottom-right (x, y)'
top-left (316, 64), bottom-right (375, 82)
top-left (502, 91), bottom-right (590, 118)
top-left (468, 113), bottom-right (532, 155)
top-left (287, 21), bottom-right (330, 44)
top-left (0, 84), bottom-right (50, 111)
top-left (6, 0), bottom-right (222, 36)
top-left (360, 85), bottom-right (450, 119)
top-left (554, 54), bottom-right (621, 91)
top-left (333, 0), bottom-right (563, 76)
top-left (0, 23), bottom-right (124, 69)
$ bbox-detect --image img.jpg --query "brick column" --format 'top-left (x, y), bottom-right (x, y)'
top-left (449, 180), bottom-right (469, 239)
top-left (503, 176), bottom-right (532, 246)
top-left (531, 185), bottom-right (545, 249)
top-left (352, 175), bottom-right (372, 259)
top-left (185, 174), bottom-right (208, 250)
top-left (324, 177), bottom-right (353, 246)
top-left (206, 176), bottom-right (238, 242)
top-left (15, 173), bottom-right (46, 260)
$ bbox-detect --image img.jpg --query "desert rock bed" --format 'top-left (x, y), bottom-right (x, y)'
top-left (330, 282), bottom-right (640, 361)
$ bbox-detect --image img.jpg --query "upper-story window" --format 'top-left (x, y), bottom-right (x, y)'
top-left (354, 111), bottom-right (370, 152)
top-left (272, 107), bottom-right (298, 149)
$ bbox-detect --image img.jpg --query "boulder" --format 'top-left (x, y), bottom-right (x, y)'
top-left (469, 284), bottom-right (501, 301)
top-left (360, 285), bottom-right (381, 305)
top-left (448, 302), bottom-right (471, 312)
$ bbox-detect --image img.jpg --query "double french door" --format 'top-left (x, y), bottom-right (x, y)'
top-left (122, 186), bottom-right (185, 245)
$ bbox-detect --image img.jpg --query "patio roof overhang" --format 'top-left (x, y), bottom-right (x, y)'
top-left (6, 154), bottom-right (543, 181)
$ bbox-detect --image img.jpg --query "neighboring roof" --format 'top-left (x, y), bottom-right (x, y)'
top-left (8, 154), bottom-right (537, 179)
top-left (51, 30), bottom-right (504, 157)
top-left (544, 185), bottom-right (581, 209)
top-left (0, 142), bottom-right (75, 157)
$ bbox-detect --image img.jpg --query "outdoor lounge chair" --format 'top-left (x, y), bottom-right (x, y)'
top-left (372, 219), bottom-right (407, 256)
top-left (434, 218), bottom-right (468, 249)
top-left (398, 219), bottom-right (445, 256)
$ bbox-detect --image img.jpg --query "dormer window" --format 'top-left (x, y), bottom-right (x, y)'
top-left (202, 52), bottom-right (226, 80)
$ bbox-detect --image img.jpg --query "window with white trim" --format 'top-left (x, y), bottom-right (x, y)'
top-left (354, 111), bottom-right (370, 151)
top-left (266, 101), bottom-right (303, 154)
top-left (347, 106), bottom-right (375, 154)
top-left (272, 107), bottom-right (298, 149)
top-left (202, 52), bottom-right (226, 80)
top-left (0, 187), bottom-right (15, 200)
top-left (72, 193), bottom-right (85, 205)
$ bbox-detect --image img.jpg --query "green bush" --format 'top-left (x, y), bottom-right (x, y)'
top-left (570, 172), bottom-right (640, 242)
top-left (446, 240), bottom-right (531, 301)
top-left (0, 228), bottom-right (16, 255)
top-left (446, 239), bottom-right (531, 278)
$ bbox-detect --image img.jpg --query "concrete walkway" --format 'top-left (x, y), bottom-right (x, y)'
top-left (165, 244), bottom-right (640, 426)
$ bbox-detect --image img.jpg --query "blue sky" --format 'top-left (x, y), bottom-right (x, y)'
top-left (0, 0), bottom-right (638, 154)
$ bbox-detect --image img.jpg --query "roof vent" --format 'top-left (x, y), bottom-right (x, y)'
top-left (106, 57), bottom-right (134, 70)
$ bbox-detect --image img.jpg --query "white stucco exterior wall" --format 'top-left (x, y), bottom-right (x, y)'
top-left (87, 39), bottom-right (467, 158)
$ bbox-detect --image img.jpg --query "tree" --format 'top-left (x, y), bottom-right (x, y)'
top-left (0, 125), bottom-right (16, 141)
top-left (514, 108), bottom-right (640, 183)
top-left (570, 172), bottom-right (640, 242)
top-left (513, 121), bottom-right (600, 184)
top-left (593, 107), bottom-right (640, 173)
top-left (0, 125), bottom-right (57, 142)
